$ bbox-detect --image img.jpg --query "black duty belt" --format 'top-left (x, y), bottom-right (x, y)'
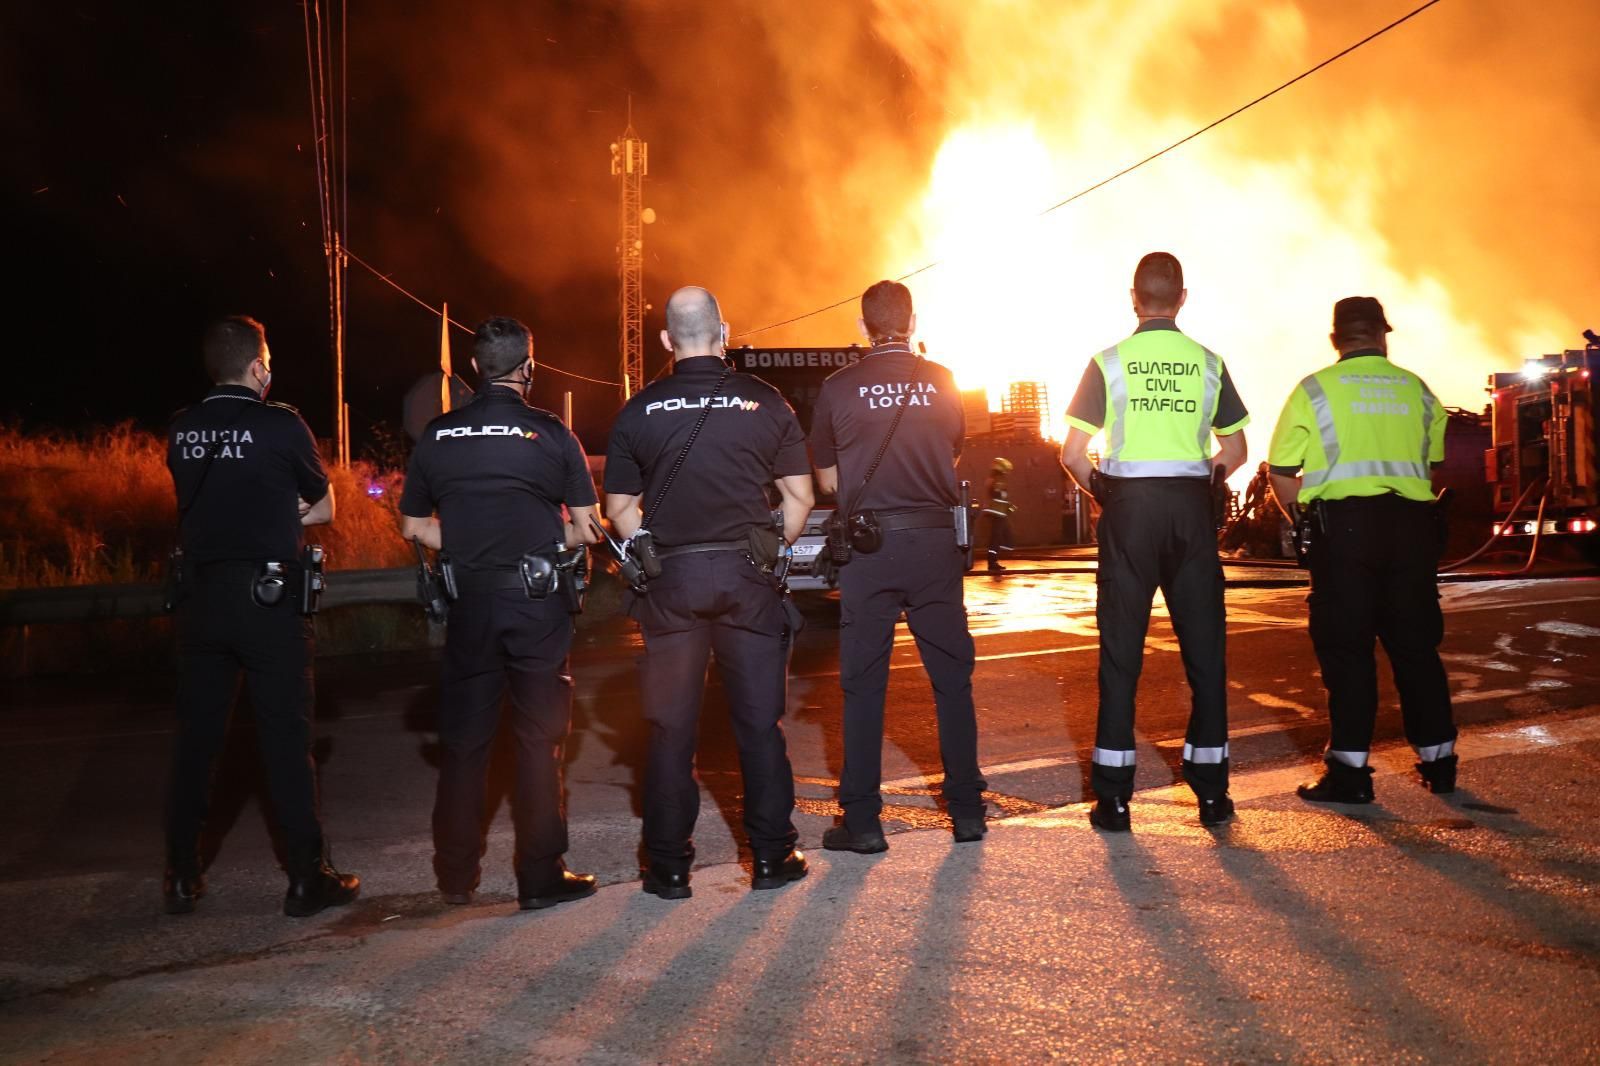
top-left (453, 566), bottom-right (526, 593)
top-left (875, 507), bottom-right (955, 533)
top-left (656, 539), bottom-right (746, 560)
top-left (1321, 493), bottom-right (1432, 512)
top-left (190, 558), bottom-right (300, 577)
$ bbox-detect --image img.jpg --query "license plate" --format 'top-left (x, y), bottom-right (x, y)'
top-left (791, 542), bottom-right (823, 557)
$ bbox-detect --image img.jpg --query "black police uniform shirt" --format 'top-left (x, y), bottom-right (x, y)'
top-left (1065, 319), bottom-right (1248, 468)
top-left (604, 355), bottom-right (810, 548)
top-left (809, 341), bottom-right (964, 513)
top-left (167, 384), bottom-right (330, 563)
top-left (399, 387), bottom-right (596, 569)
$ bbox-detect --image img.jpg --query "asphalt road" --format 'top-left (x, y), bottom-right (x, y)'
top-left (3, 570), bottom-right (1596, 902)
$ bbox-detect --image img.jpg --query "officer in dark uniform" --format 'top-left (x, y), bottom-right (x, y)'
top-left (1060, 253), bottom-right (1250, 830)
top-left (164, 315), bottom-right (358, 917)
top-left (604, 286), bottom-right (813, 900)
top-left (400, 316), bottom-right (601, 911)
top-left (809, 280), bottom-right (987, 854)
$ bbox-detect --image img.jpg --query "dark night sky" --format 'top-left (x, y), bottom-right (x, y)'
top-left (3, 3), bottom-right (673, 451)
top-left (5, 2), bottom-right (1597, 455)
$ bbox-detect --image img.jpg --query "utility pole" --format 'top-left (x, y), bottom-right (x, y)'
top-left (610, 108), bottom-right (649, 400)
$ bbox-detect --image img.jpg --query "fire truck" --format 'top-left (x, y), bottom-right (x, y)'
top-left (1485, 333), bottom-right (1600, 562)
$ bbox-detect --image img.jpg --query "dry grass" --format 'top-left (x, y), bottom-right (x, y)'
top-left (0, 425), bottom-right (411, 588)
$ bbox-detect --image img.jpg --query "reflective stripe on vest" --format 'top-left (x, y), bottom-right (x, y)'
top-left (1297, 375), bottom-right (1430, 488)
top-left (1099, 341), bottom-right (1220, 479)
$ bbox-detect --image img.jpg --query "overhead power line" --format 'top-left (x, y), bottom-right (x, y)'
top-left (343, 248), bottom-right (624, 388)
top-left (731, 0), bottom-right (1447, 341)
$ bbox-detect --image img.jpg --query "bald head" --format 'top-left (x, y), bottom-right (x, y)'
top-left (662, 286), bottom-right (726, 359)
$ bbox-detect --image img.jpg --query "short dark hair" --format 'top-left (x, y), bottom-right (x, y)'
top-left (861, 280), bottom-right (913, 341)
top-left (202, 316), bottom-right (267, 383)
top-left (1133, 252), bottom-right (1184, 313)
top-left (473, 316), bottom-right (533, 378)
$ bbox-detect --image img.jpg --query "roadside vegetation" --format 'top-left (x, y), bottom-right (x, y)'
top-left (0, 424), bottom-right (411, 589)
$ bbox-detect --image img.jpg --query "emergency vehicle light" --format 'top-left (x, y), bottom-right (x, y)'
top-left (1521, 359), bottom-right (1552, 380)
top-left (1568, 518), bottom-right (1597, 534)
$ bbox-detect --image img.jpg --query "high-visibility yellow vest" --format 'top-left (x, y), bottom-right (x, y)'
top-left (1268, 353), bottom-right (1445, 503)
top-left (1094, 330), bottom-right (1237, 478)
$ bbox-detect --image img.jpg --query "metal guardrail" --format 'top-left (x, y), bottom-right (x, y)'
top-left (0, 568), bottom-right (416, 627)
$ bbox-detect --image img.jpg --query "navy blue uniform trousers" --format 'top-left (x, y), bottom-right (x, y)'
top-left (632, 551), bottom-right (798, 874)
top-left (836, 528), bottom-right (986, 832)
top-left (434, 590), bottom-right (574, 897)
top-left (167, 563), bottom-right (323, 875)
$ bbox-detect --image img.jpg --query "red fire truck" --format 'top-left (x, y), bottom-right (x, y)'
top-left (1484, 335), bottom-right (1600, 563)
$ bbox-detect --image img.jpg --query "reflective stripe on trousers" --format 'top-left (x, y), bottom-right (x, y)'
top-left (1182, 742), bottom-right (1229, 764)
top-left (1093, 747), bottom-right (1136, 767)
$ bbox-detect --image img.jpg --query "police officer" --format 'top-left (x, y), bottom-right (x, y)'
top-left (399, 316), bottom-right (601, 910)
top-left (1267, 296), bottom-right (1456, 803)
top-left (982, 457), bottom-right (1016, 573)
top-left (164, 315), bottom-right (358, 916)
top-left (605, 286), bottom-right (813, 899)
top-left (1060, 253), bottom-right (1250, 830)
top-left (810, 280), bottom-right (987, 853)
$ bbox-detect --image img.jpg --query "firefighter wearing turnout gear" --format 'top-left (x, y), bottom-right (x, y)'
top-left (982, 457), bottom-right (1016, 573)
top-left (400, 316), bottom-right (603, 912)
top-left (604, 286), bottom-right (814, 900)
top-left (163, 316), bottom-right (359, 918)
top-left (1268, 296), bottom-right (1457, 803)
top-left (1061, 253), bottom-right (1250, 831)
top-left (810, 280), bottom-right (988, 854)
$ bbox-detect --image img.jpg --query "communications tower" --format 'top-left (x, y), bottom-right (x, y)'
top-left (611, 116), bottom-right (649, 399)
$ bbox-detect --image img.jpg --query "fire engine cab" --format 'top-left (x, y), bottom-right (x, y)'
top-left (1485, 334), bottom-right (1600, 562)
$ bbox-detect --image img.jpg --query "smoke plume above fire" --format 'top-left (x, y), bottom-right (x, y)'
top-left (408, 0), bottom-right (1596, 433)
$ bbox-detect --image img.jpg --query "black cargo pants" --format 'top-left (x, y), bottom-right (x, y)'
top-left (1093, 477), bottom-right (1230, 802)
top-left (632, 551), bottom-right (798, 875)
top-left (434, 588), bottom-right (575, 898)
top-left (167, 562), bottom-right (324, 876)
top-left (836, 528), bottom-right (987, 833)
top-left (1307, 494), bottom-right (1456, 766)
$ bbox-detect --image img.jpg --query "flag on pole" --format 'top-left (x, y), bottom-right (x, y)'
top-left (439, 301), bottom-right (453, 414)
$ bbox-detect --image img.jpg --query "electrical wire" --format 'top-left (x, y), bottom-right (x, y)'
top-left (731, 0), bottom-right (1448, 341)
top-left (343, 248), bottom-right (624, 387)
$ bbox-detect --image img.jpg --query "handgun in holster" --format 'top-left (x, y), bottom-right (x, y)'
top-left (1291, 501), bottom-right (1326, 569)
top-left (1210, 466), bottom-right (1231, 532)
top-left (954, 480), bottom-right (975, 570)
top-left (412, 537), bottom-right (450, 623)
top-left (299, 544), bottom-right (326, 616)
top-left (554, 543), bottom-right (589, 615)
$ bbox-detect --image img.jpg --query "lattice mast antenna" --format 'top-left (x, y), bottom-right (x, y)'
top-left (611, 104), bottom-right (649, 400)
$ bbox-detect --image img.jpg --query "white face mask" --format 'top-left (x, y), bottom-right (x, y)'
top-left (254, 359), bottom-right (272, 399)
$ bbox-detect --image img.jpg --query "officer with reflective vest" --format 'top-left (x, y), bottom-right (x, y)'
top-left (1060, 253), bottom-right (1250, 830)
top-left (1267, 296), bottom-right (1456, 802)
top-left (400, 316), bottom-right (603, 911)
top-left (164, 315), bottom-right (358, 917)
top-left (810, 280), bottom-right (988, 854)
top-left (604, 286), bottom-right (814, 899)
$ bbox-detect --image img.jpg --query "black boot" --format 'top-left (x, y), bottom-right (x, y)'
top-left (163, 867), bottom-right (207, 915)
top-left (1416, 754), bottom-right (1458, 794)
top-left (1296, 760), bottom-right (1375, 805)
top-left (284, 862), bottom-right (361, 917)
top-left (1089, 795), bottom-right (1131, 832)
